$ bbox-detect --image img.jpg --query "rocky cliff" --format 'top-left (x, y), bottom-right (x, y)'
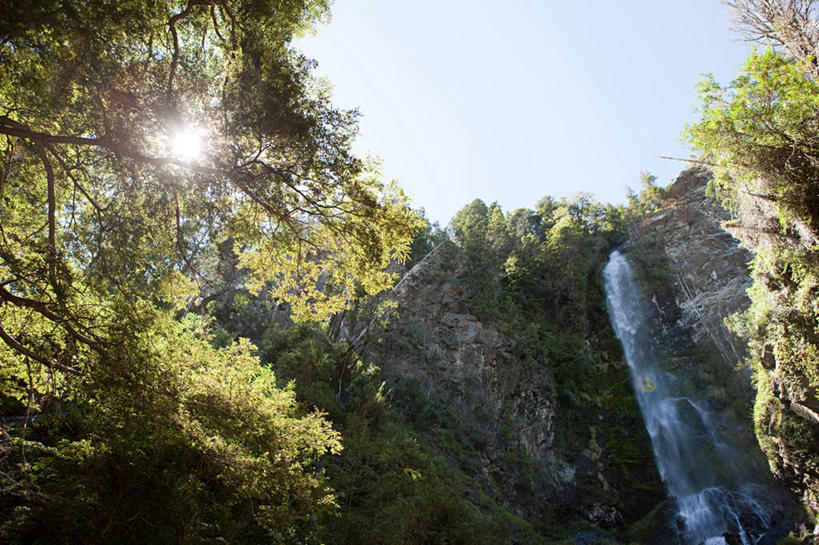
top-left (351, 239), bottom-right (664, 539)
top-left (625, 167), bottom-right (761, 418)
top-left (634, 167), bottom-right (752, 366)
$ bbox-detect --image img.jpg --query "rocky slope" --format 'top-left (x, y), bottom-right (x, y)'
top-left (347, 240), bottom-right (664, 538)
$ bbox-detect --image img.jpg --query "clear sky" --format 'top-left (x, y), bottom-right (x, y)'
top-left (296, 0), bottom-right (751, 225)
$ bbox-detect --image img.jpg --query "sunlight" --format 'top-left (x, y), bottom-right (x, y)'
top-left (169, 124), bottom-right (206, 162)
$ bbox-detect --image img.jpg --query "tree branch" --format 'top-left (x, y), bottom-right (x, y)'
top-left (167, 3), bottom-right (195, 98)
top-left (0, 286), bottom-right (106, 355)
top-left (0, 118), bottom-right (334, 250)
top-left (33, 142), bottom-right (57, 292)
top-left (659, 155), bottom-right (720, 167)
top-left (0, 319), bottom-right (82, 376)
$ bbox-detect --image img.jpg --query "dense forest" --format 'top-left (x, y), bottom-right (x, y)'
top-left (1, 0), bottom-right (818, 544)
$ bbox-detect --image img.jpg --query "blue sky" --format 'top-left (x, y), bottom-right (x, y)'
top-left (296, 1), bottom-right (751, 224)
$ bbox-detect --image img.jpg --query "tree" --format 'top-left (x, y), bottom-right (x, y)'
top-left (0, 1), bottom-right (417, 541)
top-left (406, 208), bottom-right (449, 268)
top-left (507, 208), bottom-right (543, 241)
top-left (626, 172), bottom-right (666, 218)
top-left (724, 0), bottom-right (819, 78)
top-left (451, 199), bottom-right (489, 247)
top-left (487, 202), bottom-right (513, 255)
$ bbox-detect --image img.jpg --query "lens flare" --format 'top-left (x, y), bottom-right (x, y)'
top-left (169, 124), bottom-right (206, 162)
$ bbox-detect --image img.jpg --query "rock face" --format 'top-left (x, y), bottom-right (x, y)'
top-left (386, 246), bottom-right (568, 496)
top-left (624, 167), bottom-right (764, 423)
top-left (357, 241), bottom-right (663, 532)
top-left (633, 167), bottom-right (753, 366)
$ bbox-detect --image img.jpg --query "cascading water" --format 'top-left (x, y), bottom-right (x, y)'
top-left (603, 250), bottom-right (789, 545)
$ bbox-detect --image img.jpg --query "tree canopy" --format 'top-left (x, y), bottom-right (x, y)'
top-left (0, 1), bottom-right (417, 541)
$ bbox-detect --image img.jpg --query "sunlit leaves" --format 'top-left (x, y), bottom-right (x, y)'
top-left (687, 44), bottom-right (819, 514)
top-left (686, 49), bottom-right (819, 222)
top-left (0, 0), bottom-right (419, 540)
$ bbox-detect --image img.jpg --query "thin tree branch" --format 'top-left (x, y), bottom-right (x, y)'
top-left (659, 155), bottom-right (720, 167)
top-left (33, 142), bottom-right (57, 292)
top-left (167, 3), bottom-right (195, 98)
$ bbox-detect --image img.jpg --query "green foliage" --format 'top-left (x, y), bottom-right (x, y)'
top-left (0, 311), bottom-right (341, 544)
top-left (0, 0), bottom-right (419, 322)
top-left (687, 49), bottom-right (819, 225)
top-left (626, 172), bottom-right (668, 218)
top-left (207, 289), bottom-right (551, 544)
top-left (0, 0), bottom-right (419, 541)
top-left (687, 46), bottom-right (819, 516)
top-left (775, 533), bottom-right (804, 545)
top-left (324, 420), bottom-right (547, 545)
top-left (449, 196), bottom-right (628, 424)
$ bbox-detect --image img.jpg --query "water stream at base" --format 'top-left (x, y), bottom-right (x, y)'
top-left (603, 250), bottom-right (789, 545)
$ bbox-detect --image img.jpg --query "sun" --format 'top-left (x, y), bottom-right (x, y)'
top-left (169, 124), bottom-right (206, 162)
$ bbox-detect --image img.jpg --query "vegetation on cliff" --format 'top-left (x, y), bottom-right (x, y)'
top-left (444, 195), bottom-right (665, 530)
top-left (686, 0), bottom-right (819, 521)
top-left (449, 196), bottom-right (629, 436)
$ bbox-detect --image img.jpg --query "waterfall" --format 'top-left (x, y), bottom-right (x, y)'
top-left (603, 250), bottom-right (788, 545)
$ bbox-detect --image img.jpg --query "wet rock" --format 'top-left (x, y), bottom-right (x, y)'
top-left (583, 503), bottom-right (623, 527)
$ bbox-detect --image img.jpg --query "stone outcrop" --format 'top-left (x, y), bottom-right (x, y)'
top-left (632, 167), bottom-right (753, 366)
top-left (386, 246), bottom-right (567, 495)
